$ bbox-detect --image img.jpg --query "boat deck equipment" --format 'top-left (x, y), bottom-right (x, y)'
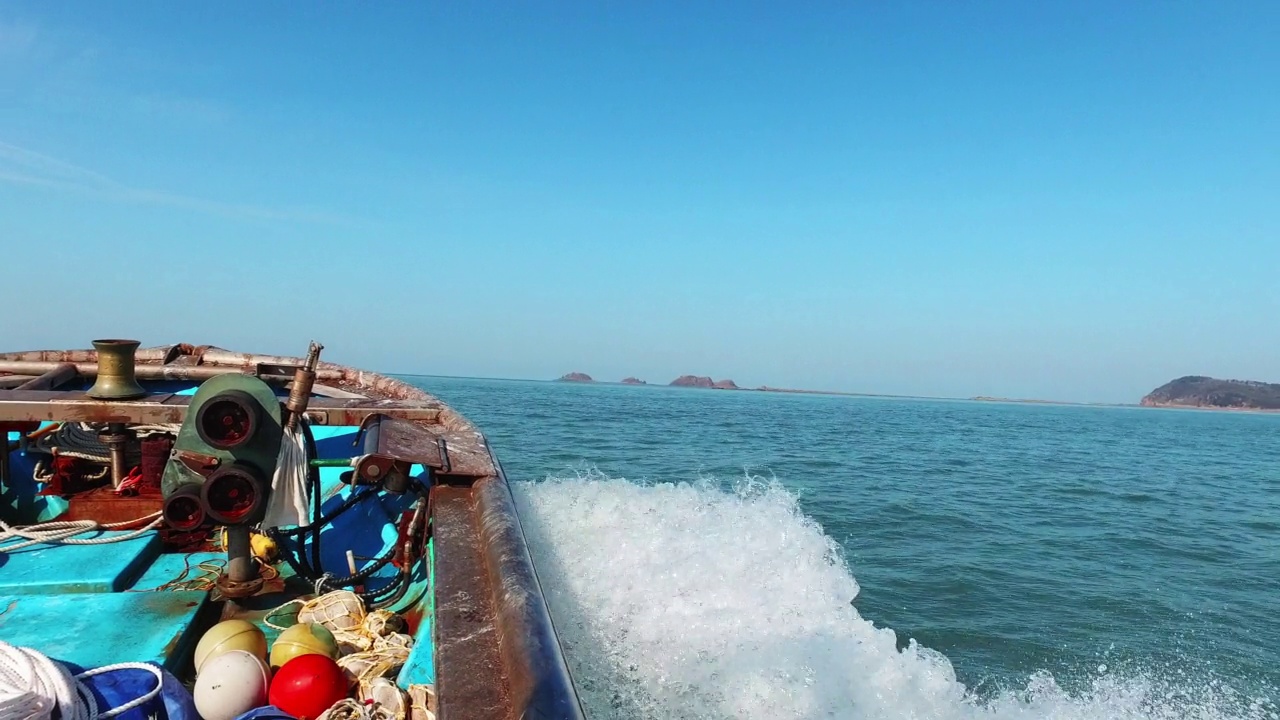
top-left (0, 340), bottom-right (584, 720)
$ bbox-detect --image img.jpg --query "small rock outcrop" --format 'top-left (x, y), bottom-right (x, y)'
top-left (557, 372), bottom-right (594, 383)
top-left (712, 379), bottom-right (739, 390)
top-left (620, 377), bottom-right (647, 385)
top-left (670, 375), bottom-right (715, 388)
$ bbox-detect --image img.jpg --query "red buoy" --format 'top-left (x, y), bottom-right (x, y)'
top-left (267, 654), bottom-right (349, 720)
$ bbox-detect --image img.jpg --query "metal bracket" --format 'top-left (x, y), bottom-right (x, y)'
top-left (173, 449), bottom-right (221, 476)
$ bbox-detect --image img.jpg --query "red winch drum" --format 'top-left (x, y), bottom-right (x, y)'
top-left (195, 390), bottom-right (260, 450)
top-left (162, 485), bottom-right (207, 530)
top-left (201, 463), bottom-right (267, 525)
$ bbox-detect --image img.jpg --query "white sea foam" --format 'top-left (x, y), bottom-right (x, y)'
top-left (511, 469), bottom-right (1277, 720)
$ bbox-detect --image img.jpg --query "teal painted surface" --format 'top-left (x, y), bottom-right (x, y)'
top-left (0, 531), bottom-right (160, 594)
top-left (129, 550), bottom-right (225, 591)
top-left (396, 536), bottom-right (435, 687)
top-left (0, 591), bottom-right (209, 668)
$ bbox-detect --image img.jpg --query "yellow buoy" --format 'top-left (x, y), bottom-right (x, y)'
top-left (194, 619), bottom-right (267, 673)
top-left (270, 622), bottom-right (339, 670)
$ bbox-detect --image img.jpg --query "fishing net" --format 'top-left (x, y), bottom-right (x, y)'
top-left (314, 677), bottom-right (418, 720)
top-left (291, 591), bottom-right (419, 705)
top-left (407, 685), bottom-right (436, 720)
top-left (362, 610), bottom-right (406, 638)
top-left (337, 646), bottom-right (412, 696)
top-left (298, 590), bottom-right (366, 632)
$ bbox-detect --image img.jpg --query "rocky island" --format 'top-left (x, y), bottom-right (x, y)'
top-left (620, 377), bottom-right (647, 385)
top-left (1141, 376), bottom-right (1280, 410)
top-left (557, 372), bottom-right (594, 383)
top-left (669, 375), bottom-right (739, 389)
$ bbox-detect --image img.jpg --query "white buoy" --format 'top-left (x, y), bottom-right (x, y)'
top-left (193, 650), bottom-right (270, 720)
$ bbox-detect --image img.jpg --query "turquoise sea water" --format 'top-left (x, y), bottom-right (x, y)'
top-left (408, 376), bottom-right (1279, 720)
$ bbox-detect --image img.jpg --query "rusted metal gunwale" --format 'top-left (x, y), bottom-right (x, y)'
top-left (432, 485), bottom-right (513, 719)
top-left (475, 465), bottom-right (586, 720)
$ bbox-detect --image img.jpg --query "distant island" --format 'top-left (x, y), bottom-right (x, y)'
top-left (669, 375), bottom-right (739, 389)
top-left (1141, 376), bottom-right (1280, 410)
top-left (557, 372), bottom-right (594, 383)
top-left (551, 371), bottom-right (1280, 410)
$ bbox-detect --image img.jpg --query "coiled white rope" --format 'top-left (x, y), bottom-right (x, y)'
top-left (0, 513), bottom-right (162, 554)
top-left (0, 640), bottom-right (162, 720)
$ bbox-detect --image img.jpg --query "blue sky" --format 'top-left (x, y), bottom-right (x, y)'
top-left (1, 3), bottom-right (1276, 403)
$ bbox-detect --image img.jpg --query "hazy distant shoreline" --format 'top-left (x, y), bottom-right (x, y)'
top-left (397, 372), bottom-right (1280, 414)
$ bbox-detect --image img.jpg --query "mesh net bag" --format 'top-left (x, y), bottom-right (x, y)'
top-left (407, 685), bottom-right (436, 720)
top-left (298, 590), bottom-right (367, 632)
top-left (365, 677), bottom-right (408, 720)
top-left (333, 628), bottom-right (376, 656)
top-left (363, 609), bottom-right (407, 638)
top-left (373, 633), bottom-right (413, 651)
top-left (317, 699), bottom-right (367, 720)
top-left (337, 646), bottom-right (412, 696)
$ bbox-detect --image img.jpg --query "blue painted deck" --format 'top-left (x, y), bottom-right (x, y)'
top-left (130, 550), bottom-right (225, 591)
top-left (0, 531), bottom-right (160, 594)
top-left (0, 591), bottom-right (209, 669)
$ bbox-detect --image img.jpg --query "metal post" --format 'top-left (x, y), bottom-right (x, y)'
top-left (225, 525), bottom-right (258, 583)
top-left (285, 341), bottom-right (323, 432)
top-left (100, 422), bottom-right (131, 489)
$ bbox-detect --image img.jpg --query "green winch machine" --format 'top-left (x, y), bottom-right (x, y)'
top-left (159, 343), bottom-right (323, 598)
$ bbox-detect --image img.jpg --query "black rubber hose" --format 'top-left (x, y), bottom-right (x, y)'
top-left (364, 559), bottom-right (415, 598)
top-left (272, 486), bottom-right (379, 538)
top-left (267, 528), bottom-right (314, 582)
top-left (266, 486), bottom-right (384, 586)
top-left (315, 544), bottom-right (397, 589)
top-left (302, 421), bottom-right (324, 577)
top-left (270, 529), bottom-right (395, 592)
top-left (368, 569), bottom-right (410, 609)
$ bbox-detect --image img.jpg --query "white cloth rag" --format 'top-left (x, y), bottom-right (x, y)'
top-left (261, 425), bottom-right (311, 528)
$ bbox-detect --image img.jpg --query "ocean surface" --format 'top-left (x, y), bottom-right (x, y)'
top-left (406, 376), bottom-right (1279, 720)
